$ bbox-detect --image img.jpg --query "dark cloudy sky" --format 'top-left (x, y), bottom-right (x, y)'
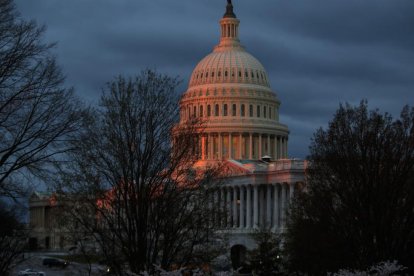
top-left (15, 0), bottom-right (414, 158)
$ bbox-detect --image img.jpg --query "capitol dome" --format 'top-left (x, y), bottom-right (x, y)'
top-left (179, 0), bottom-right (289, 162)
top-left (188, 49), bottom-right (270, 88)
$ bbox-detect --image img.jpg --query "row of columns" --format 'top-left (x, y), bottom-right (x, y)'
top-left (209, 183), bottom-right (296, 230)
top-left (200, 133), bottom-right (288, 160)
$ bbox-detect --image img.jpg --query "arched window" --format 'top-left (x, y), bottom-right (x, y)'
top-left (200, 106), bottom-right (204, 117)
top-left (225, 71), bottom-right (228, 77)
top-left (223, 104), bottom-right (228, 116)
top-left (232, 104), bottom-right (237, 116)
top-left (257, 105), bottom-right (260, 117)
top-left (249, 105), bottom-right (253, 117)
top-left (207, 105), bottom-right (211, 117)
top-left (241, 104), bottom-right (245, 117)
top-left (212, 71), bottom-right (215, 77)
top-left (264, 106), bottom-right (267, 118)
top-left (215, 104), bottom-right (219, 116)
top-left (245, 71), bottom-right (248, 78)
top-left (218, 71), bottom-right (221, 77)
top-left (194, 106), bottom-right (197, 117)
top-left (239, 71), bottom-right (242, 78)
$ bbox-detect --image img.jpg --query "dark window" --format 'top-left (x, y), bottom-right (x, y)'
top-left (239, 71), bottom-right (242, 77)
top-left (257, 106), bottom-right (260, 117)
top-left (200, 106), bottom-right (204, 117)
top-left (218, 71), bottom-right (221, 77)
top-left (249, 105), bottom-right (253, 117)
top-left (245, 71), bottom-right (248, 78)
top-left (224, 104), bottom-right (228, 116)
top-left (241, 104), bottom-right (245, 117)
top-left (207, 105), bottom-right (211, 116)
top-left (215, 104), bottom-right (219, 116)
top-left (269, 107), bottom-right (272, 119)
top-left (225, 71), bottom-right (228, 77)
top-left (232, 104), bottom-right (237, 116)
top-left (194, 106), bottom-right (197, 117)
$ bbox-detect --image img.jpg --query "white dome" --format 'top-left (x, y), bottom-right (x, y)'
top-left (189, 48), bottom-right (270, 88)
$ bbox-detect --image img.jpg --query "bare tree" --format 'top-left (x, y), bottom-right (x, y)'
top-left (0, 200), bottom-right (27, 275)
top-left (285, 101), bottom-right (414, 274)
top-left (0, 0), bottom-right (82, 198)
top-left (57, 70), bottom-right (224, 274)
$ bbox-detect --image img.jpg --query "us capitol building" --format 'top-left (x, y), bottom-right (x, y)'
top-left (178, 0), bottom-right (306, 250)
top-left (28, 0), bottom-right (306, 259)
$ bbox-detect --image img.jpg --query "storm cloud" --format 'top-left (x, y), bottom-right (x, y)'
top-left (15, 0), bottom-right (414, 158)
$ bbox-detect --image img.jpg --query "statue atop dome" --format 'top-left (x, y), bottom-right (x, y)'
top-left (224, 0), bottom-right (236, 18)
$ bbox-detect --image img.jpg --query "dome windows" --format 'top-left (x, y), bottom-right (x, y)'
top-left (215, 104), bottom-right (219, 116)
top-left (241, 104), bottom-right (245, 117)
top-left (207, 105), bottom-right (211, 117)
top-left (232, 104), bottom-right (237, 116)
top-left (223, 104), bottom-right (228, 116)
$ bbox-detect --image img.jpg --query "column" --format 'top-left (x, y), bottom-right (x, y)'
top-left (233, 187), bottom-right (238, 228)
top-left (226, 187), bottom-right (232, 228)
top-left (278, 136), bottom-right (282, 159)
top-left (290, 183), bottom-right (295, 200)
top-left (239, 133), bottom-right (243, 159)
top-left (219, 188), bottom-right (226, 228)
top-left (229, 133), bottom-right (232, 159)
top-left (266, 185), bottom-right (272, 227)
top-left (275, 136), bottom-right (279, 160)
top-left (259, 186), bottom-right (264, 225)
top-left (201, 136), bottom-right (206, 160)
top-left (253, 185), bottom-right (259, 228)
top-left (273, 184), bottom-right (279, 229)
top-left (249, 133), bottom-right (253, 159)
top-left (218, 133), bottom-right (222, 159)
top-left (267, 135), bottom-right (271, 156)
top-left (280, 184), bottom-right (286, 228)
top-left (258, 134), bottom-right (262, 159)
top-left (240, 186), bottom-right (245, 228)
top-left (208, 133), bottom-right (213, 160)
top-left (214, 189), bottom-right (219, 227)
top-left (246, 185), bottom-right (251, 228)
top-left (42, 207), bottom-right (46, 228)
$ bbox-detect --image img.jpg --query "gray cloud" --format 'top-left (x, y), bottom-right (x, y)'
top-left (15, 0), bottom-right (414, 158)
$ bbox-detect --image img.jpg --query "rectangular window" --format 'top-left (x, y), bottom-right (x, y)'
top-left (257, 106), bottom-right (260, 118)
top-left (249, 105), bottom-right (253, 117)
top-left (232, 104), bottom-right (237, 116)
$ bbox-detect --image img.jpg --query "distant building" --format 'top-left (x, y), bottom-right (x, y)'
top-left (176, 0), bottom-right (306, 262)
top-left (28, 192), bottom-right (71, 250)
